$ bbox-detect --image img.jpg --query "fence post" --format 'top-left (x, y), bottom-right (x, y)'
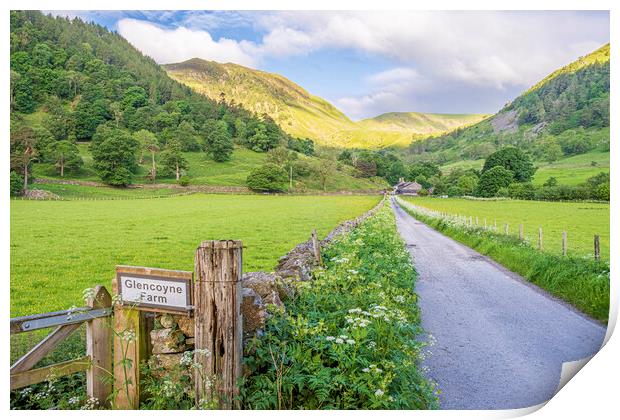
top-left (562, 231), bottom-right (567, 256)
top-left (538, 227), bottom-right (543, 250)
top-left (519, 224), bottom-right (524, 241)
top-left (476, 216), bottom-right (479, 226)
top-left (494, 220), bottom-right (497, 232)
top-left (469, 216), bottom-right (473, 226)
top-left (311, 229), bottom-right (323, 266)
top-left (112, 279), bottom-right (148, 410)
top-left (504, 223), bottom-right (509, 235)
top-left (86, 285), bottom-right (112, 407)
top-left (594, 235), bottom-right (600, 260)
top-left (194, 240), bottom-right (243, 409)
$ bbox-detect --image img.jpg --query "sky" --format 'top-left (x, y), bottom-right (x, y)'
top-left (51, 10), bottom-right (609, 120)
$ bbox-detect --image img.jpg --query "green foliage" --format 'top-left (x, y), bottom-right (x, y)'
top-left (482, 147), bottom-right (536, 182)
top-left (178, 175), bottom-right (190, 186)
top-left (242, 205), bottom-right (438, 409)
top-left (10, 171), bottom-right (24, 196)
top-left (476, 166), bottom-right (514, 197)
top-left (204, 120), bottom-right (234, 162)
top-left (140, 357), bottom-right (194, 409)
top-left (398, 199), bottom-right (609, 322)
top-left (159, 140), bottom-right (189, 180)
top-left (90, 126), bottom-right (139, 186)
top-left (246, 163), bottom-right (288, 192)
top-left (45, 140), bottom-right (83, 176)
top-left (456, 175), bottom-right (478, 195)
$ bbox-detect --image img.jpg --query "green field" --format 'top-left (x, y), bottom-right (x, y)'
top-left (440, 150), bottom-right (610, 186)
top-left (401, 196), bottom-right (609, 259)
top-left (10, 194), bottom-right (380, 316)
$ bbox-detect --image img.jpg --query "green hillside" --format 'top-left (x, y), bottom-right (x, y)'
top-left (164, 59), bottom-right (487, 148)
top-left (407, 44), bottom-right (610, 170)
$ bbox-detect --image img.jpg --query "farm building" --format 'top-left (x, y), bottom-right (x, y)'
top-left (394, 178), bottom-right (423, 195)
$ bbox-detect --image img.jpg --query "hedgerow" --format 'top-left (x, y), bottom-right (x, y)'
top-left (241, 204), bottom-right (439, 409)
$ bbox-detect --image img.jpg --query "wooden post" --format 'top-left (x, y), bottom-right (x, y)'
top-left (112, 278), bottom-right (148, 410)
top-left (194, 240), bottom-right (243, 409)
top-left (494, 220), bottom-right (497, 231)
top-left (562, 231), bottom-right (567, 256)
top-left (86, 285), bottom-right (112, 407)
top-left (484, 218), bottom-right (487, 229)
top-left (538, 227), bottom-right (543, 250)
top-left (594, 235), bottom-right (600, 260)
top-left (475, 216), bottom-right (479, 226)
top-left (469, 216), bottom-right (473, 226)
top-left (311, 229), bottom-right (323, 265)
top-left (519, 224), bottom-right (524, 241)
top-left (504, 223), bottom-right (509, 235)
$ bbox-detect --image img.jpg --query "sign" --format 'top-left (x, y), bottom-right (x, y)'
top-left (116, 266), bottom-right (193, 313)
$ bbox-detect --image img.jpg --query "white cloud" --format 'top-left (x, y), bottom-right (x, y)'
top-left (116, 18), bottom-right (258, 65)
top-left (112, 11), bottom-right (608, 117)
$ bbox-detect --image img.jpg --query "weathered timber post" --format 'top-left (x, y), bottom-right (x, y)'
top-left (494, 220), bottom-right (497, 231)
top-left (86, 285), bottom-right (112, 407)
top-left (484, 218), bottom-right (487, 229)
top-left (476, 216), bottom-right (479, 226)
top-left (311, 229), bottom-right (323, 266)
top-left (469, 216), bottom-right (473, 226)
top-left (562, 231), bottom-right (567, 256)
top-left (504, 223), bottom-right (509, 235)
top-left (519, 224), bottom-right (524, 241)
top-left (538, 227), bottom-right (543, 250)
top-left (594, 235), bottom-right (600, 260)
top-left (112, 278), bottom-right (148, 409)
top-left (194, 240), bottom-right (243, 409)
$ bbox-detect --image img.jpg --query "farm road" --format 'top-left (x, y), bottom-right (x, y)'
top-left (391, 198), bottom-right (606, 409)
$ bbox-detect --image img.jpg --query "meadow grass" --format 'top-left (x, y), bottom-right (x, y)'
top-left (440, 150), bottom-right (609, 187)
top-left (401, 196), bottom-right (609, 259)
top-left (32, 145), bottom-right (387, 191)
top-left (397, 199), bottom-right (609, 322)
top-left (27, 182), bottom-right (188, 199)
top-left (10, 194), bottom-right (380, 316)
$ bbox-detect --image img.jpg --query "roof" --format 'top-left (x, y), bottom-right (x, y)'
top-left (395, 181), bottom-right (423, 191)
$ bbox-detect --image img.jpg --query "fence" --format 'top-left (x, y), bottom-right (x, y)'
top-left (10, 286), bottom-right (113, 404)
top-left (396, 198), bottom-right (603, 260)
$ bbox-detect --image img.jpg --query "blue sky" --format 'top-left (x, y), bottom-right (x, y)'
top-left (53, 10), bottom-right (609, 120)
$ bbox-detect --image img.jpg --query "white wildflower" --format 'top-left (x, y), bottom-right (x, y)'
top-left (325, 336), bottom-right (335, 341)
top-left (346, 339), bottom-right (355, 345)
top-left (335, 338), bottom-right (344, 344)
top-left (362, 368), bottom-right (370, 373)
top-left (375, 389), bottom-right (385, 397)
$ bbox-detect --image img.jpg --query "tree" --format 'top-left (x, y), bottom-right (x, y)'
top-left (246, 163), bottom-right (288, 192)
top-left (247, 123), bottom-right (270, 152)
top-left (543, 177), bottom-right (558, 187)
top-left (456, 175), bottom-right (478, 195)
top-left (313, 158), bottom-right (337, 191)
top-left (267, 147), bottom-right (299, 189)
top-left (10, 171), bottom-right (24, 196)
top-left (337, 150), bottom-right (353, 165)
top-left (133, 129), bottom-right (159, 180)
top-left (159, 140), bottom-right (189, 181)
top-left (204, 120), bottom-right (234, 162)
top-left (46, 140), bottom-right (82, 176)
top-left (386, 160), bottom-right (407, 185)
top-left (175, 121), bottom-right (201, 152)
top-left (482, 147), bottom-right (536, 182)
top-left (476, 166), bottom-right (514, 197)
top-left (10, 126), bottom-right (38, 191)
top-left (409, 162), bottom-right (441, 180)
top-left (91, 127), bottom-right (139, 186)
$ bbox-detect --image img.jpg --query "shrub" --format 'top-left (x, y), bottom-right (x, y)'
top-left (10, 171), bottom-right (24, 196)
top-left (241, 205), bottom-right (438, 409)
top-left (476, 166), bottom-right (514, 197)
top-left (178, 175), bottom-right (190, 187)
top-left (482, 147), bottom-right (536, 182)
top-left (246, 163), bottom-right (288, 192)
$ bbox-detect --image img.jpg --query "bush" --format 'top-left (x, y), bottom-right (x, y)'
top-left (10, 171), bottom-right (24, 196)
top-left (178, 175), bottom-right (190, 187)
top-left (447, 186), bottom-right (463, 197)
top-left (241, 205), bottom-right (438, 409)
top-left (476, 166), bottom-right (514, 197)
top-left (246, 163), bottom-right (288, 192)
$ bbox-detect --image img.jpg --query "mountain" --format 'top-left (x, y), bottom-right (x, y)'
top-left (408, 43), bottom-right (610, 166)
top-left (164, 59), bottom-right (487, 149)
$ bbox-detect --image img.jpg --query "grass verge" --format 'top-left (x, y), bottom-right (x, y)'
top-left (397, 198), bottom-right (609, 323)
top-left (241, 203), bottom-right (438, 409)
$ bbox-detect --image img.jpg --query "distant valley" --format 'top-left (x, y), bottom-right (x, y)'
top-left (164, 59), bottom-right (488, 149)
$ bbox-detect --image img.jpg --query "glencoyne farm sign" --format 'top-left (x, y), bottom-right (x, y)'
top-left (116, 266), bottom-right (193, 313)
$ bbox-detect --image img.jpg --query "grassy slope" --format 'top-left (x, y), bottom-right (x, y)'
top-left (401, 196), bottom-right (609, 259)
top-left (164, 59), bottom-right (486, 148)
top-left (10, 194), bottom-right (380, 315)
top-left (31, 143), bottom-right (388, 194)
top-left (440, 149), bottom-right (610, 186)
